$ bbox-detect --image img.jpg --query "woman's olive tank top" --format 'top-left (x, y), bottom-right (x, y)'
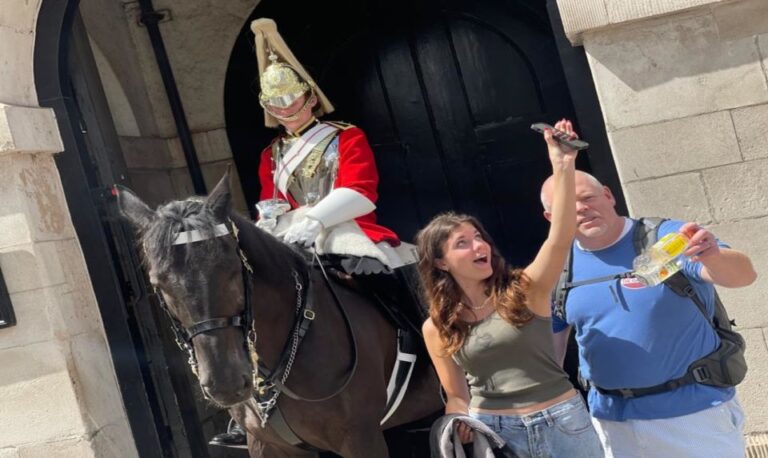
top-left (452, 311), bottom-right (572, 410)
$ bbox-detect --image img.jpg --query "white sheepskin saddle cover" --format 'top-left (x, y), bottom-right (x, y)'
top-left (271, 207), bottom-right (418, 269)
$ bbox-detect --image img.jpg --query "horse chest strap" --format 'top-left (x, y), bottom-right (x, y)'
top-left (297, 309), bottom-right (315, 339)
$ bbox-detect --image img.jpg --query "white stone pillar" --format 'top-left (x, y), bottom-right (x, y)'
top-left (0, 2), bottom-right (138, 457)
top-left (556, 0), bottom-right (768, 451)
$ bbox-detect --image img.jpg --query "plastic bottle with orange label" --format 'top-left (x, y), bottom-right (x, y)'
top-left (632, 228), bottom-right (697, 286)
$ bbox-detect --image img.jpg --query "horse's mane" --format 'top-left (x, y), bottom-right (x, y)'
top-left (228, 212), bottom-right (307, 274)
top-left (140, 197), bottom-right (221, 272)
top-left (139, 196), bottom-right (305, 274)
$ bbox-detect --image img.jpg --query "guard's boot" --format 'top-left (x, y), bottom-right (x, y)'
top-left (208, 420), bottom-right (247, 449)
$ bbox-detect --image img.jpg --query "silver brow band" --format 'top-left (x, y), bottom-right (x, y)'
top-left (172, 223), bottom-right (230, 245)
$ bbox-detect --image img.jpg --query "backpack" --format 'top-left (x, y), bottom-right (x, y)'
top-left (552, 217), bottom-right (747, 399)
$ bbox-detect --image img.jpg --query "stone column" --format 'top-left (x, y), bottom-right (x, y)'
top-left (556, 0), bottom-right (768, 452)
top-left (0, 2), bottom-right (138, 457)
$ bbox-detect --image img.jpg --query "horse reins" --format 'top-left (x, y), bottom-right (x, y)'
top-left (154, 218), bottom-right (359, 428)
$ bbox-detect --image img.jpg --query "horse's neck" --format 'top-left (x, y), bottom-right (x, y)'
top-left (230, 213), bottom-right (308, 365)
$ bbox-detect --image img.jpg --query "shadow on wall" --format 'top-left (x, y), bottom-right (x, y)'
top-left (585, 11), bottom-right (767, 93)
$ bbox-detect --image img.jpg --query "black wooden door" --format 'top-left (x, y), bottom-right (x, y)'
top-left (229, 0), bottom-right (592, 266)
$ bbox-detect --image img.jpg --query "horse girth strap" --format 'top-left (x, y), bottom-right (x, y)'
top-left (185, 316), bottom-right (244, 340)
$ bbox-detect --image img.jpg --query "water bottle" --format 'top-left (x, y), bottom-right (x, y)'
top-left (632, 231), bottom-right (692, 286)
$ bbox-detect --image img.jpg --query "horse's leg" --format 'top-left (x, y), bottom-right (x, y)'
top-left (246, 434), bottom-right (319, 458)
top-left (337, 430), bottom-right (388, 458)
top-left (240, 409), bottom-right (319, 458)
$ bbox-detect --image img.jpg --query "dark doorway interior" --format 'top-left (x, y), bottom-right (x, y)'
top-left (226, 0), bottom-right (593, 266)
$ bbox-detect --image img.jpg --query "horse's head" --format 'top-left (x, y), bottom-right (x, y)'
top-left (116, 171), bottom-right (253, 407)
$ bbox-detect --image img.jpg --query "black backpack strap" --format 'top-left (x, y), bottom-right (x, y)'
top-left (552, 244), bottom-right (636, 322)
top-left (590, 369), bottom-right (705, 399)
top-left (552, 245), bottom-right (574, 322)
top-left (663, 273), bottom-right (712, 325)
top-left (632, 217), bottom-right (666, 253)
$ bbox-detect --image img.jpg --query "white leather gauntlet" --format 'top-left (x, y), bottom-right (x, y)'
top-left (305, 188), bottom-right (375, 228)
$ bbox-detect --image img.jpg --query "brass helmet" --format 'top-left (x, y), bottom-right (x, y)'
top-left (259, 52), bottom-right (310, 109)
top-left (251, 18), bottom-right (334, 127)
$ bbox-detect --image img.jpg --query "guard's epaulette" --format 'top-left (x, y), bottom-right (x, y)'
top-left (324, 120), bottom-right (355, 130)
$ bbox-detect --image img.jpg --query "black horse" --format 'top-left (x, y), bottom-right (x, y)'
top-left (117, 171), bottom-right (443, 457)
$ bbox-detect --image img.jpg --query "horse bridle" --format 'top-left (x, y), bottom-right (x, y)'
top-left (153, 218), bottom-right (358, 427)
top-left (152, 221), bottom-right (255, 377)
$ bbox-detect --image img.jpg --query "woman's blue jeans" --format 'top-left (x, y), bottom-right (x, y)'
top-left (470, 394), bottom-right (604, 458)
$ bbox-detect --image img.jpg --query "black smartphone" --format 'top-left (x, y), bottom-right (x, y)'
top-left (530, 123), bottom-right (590, 151)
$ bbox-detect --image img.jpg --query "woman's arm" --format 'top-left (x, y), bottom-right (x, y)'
top-left (422, 318), bottom-right (471, 415)
top-left (524, 119), bottom-right (578, 315)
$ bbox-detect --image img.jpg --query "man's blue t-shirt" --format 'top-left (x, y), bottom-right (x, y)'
top-left (552, 219), bottom-right (734, 421)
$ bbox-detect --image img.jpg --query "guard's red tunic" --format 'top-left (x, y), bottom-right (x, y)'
top-left (258, 125), bottom-right (400, 245)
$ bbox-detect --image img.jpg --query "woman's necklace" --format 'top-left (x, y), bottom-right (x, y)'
top-left (462, 296), bottom-right (491, 311)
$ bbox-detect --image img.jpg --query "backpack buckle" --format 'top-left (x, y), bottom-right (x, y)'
top-left (617, 389), bottom-right (636, 399)
top-left (692, 366), bottom-right (711, 383)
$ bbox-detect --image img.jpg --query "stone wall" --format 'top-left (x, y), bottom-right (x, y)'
top-left (0, 3), bottom-right (137, 457)
top-left (80, 0), bottom-right (256, 210)
top-left (557, 0), bottom-right (768, 451)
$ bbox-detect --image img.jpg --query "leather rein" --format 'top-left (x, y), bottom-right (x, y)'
top-left (153, 218), bottom-right (358, 425)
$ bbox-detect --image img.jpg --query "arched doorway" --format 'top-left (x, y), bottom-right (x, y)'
top-left (225, 0), bottom-right (596, 266)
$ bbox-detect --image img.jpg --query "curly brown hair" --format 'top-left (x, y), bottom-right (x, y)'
top-left (416, 212), bottom-right (532, 355)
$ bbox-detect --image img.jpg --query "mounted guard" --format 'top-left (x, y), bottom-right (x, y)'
top-left (203, 18), bottom-right (430, 451)
top-left (251, 18), bottom-right (414, 275)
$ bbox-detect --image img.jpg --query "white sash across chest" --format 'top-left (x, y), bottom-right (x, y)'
top-left (274, 122), bottom-right (339, 196)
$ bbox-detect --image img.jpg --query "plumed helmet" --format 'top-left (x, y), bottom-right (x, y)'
top-left (251, 18), bottom-right (334, 127)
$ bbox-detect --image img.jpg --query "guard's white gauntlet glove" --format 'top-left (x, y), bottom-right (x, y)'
top-left (282, 188), bottom-right (375, 248)
top-left (283, 217), bottom-right (324, 247)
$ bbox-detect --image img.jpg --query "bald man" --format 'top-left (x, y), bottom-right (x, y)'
top-left (540, 171), bottom-right (756, 457)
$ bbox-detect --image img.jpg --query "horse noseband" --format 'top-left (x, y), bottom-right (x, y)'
top-left (184, 315), bottom-right (245, 341)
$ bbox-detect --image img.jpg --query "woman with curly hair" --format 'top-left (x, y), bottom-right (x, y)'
top-left (417, 120), bottom-right (603, 457)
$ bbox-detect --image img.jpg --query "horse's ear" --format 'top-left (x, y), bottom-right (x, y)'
top-left (114, 185), bottom-right (154, 230)
top-left (206, 166), bottom-right (232, 221)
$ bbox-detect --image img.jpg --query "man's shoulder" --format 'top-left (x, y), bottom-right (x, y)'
top-left (635, 216), bottom-right (685, 235)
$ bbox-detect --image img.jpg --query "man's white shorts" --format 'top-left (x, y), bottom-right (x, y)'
top-left (592, 397), bottom-right (745, 458)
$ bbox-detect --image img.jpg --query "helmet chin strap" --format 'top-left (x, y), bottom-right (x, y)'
top-left (263, 92), bottom-right (317, 123)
